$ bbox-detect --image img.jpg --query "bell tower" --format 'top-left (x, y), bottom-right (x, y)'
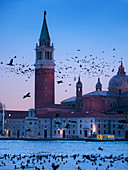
top-left (35, 11), bottom-right (55, 110)
top-left (76, 76), bottom-right (82, 111)
top-left (96, 78), bottom-right (102, 91)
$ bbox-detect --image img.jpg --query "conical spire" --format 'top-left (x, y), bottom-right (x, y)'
top-left (96, 78), bottom-right (102, 91)
top-left (39, 11), bottom-right (50, 41)
top-left (76, 75), bottom-right (82, 86)
top-left (117, 61), bottom-right (126, 75)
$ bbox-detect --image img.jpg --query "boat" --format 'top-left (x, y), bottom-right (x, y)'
top-left (85, 134), bottom-right (115, 141)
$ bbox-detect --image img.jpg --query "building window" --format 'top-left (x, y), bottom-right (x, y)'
top-left (91, 120), bottom-right (93, 123)
top-left (98, 130), bottom-right (100, 134)
top-left (91, 124), bottom-right (93, 128)
top-left (118, 130), bottom-right (120, 135)
top-left (110, 102), bottom-right (117, 107)
top-left (54, 130), bottom-right (56, 135)
top-left (80, 124), bottom-right (82, 128)
top-left (80, 120), bottom-right (82, 123)
top-left (98, 124), bottom-right (100, 128)
top-left (113, 130), bottom-right (115, 134)
top-left (73, 124), bottom-right (75, 128)
top-left (54, 125), bottom-right (56, 128)
top-left (69, 130), bottom-right (70, 134)
top-left (104, 124), bottom-right (106, 128)
top-left (38, 132), bottom-right (40, 136)
top-left (80, 130), bottom-right (82, 134)
top-left (91, 130), bottom-right (92, 134)
top-left (45, 51), bottom-right (52, 60)
top-left (73, 130), bottom-right (75, 134)
top-left (29, 122), bottom-right (32, 125)
top-left (119, 89), bottom-right (121, 94)
top-left (37, 52), bottom-right (42, 60)
top-left (85, 120), bottom-right (87, 123)
top-left (63, 120), bottom-right (65, 123)
top-left (58, 130), bottom-right (60, 134)
top-left (45, 120), bottom-right (47, 123)
top-left (113, 124), bottom-right (115, 128)
top-left (50, 52), bottom-right (52, 60)
top-left (104, 130), bottom-right (106, 134)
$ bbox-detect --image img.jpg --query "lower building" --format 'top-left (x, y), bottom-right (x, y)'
top-left (0, 108), bottom-right (127, 140)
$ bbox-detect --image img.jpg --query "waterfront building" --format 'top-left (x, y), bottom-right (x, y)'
top-left (0, 11), bottom-right (128, 140)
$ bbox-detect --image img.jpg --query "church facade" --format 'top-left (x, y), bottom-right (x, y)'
top-left (0, 11), bottom-right (128, 140)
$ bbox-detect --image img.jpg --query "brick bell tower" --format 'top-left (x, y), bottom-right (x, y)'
top-left (35, 11), bottom-right (55, 110)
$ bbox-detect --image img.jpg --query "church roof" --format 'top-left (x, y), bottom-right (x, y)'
top-left (36, 110), bottom-right (124, 118)
top-left (83, 91), bottom-right (119, 97)
top-left (61, 96), bottom-right (76, 103)
top-left (39, 11), bottom-right (50, 41)
top-left (4, 110), bottom-right (28, 119)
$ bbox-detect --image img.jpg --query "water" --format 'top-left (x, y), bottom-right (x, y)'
top-left (0, 140), bottom-right (128, 170)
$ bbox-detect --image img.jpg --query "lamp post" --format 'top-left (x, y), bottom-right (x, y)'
top-left (2, 104), bottom-right (5, 136)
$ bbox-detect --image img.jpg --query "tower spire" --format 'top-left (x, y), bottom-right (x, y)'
top-left (39, 11), bottom-right (50, 46)
top-left (96, 77), bottom-right (102, 91)
top-left (117, 61), bottom-right (126, 75)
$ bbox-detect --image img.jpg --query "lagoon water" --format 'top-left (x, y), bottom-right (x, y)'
top-left (0, 140), bottom-right (128, 170)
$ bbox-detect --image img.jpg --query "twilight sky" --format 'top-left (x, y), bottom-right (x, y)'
top-left (0, 0), bottom-right (128, 110)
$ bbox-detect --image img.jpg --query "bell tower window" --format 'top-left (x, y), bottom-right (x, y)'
top-left (45, 51), bottom-right (52, 60)
top-left (37, 52), bottom-right (42, 60)
top-left (78, 88), bottom-right (81, 92)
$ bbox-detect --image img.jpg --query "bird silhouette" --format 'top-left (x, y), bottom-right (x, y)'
top-left (23, 92), bottom-right (31, 99)
top-left (51, 163), bottom-right (59, 170)
top-left (98, 147), bottom-right (103, 151)
top-left (7, 59), bottom-right (14, 66)
top-left (57, 80), bottom-right (63, 84)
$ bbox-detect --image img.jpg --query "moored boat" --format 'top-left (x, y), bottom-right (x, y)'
top-left (85, 134), bottom-right (115, 141)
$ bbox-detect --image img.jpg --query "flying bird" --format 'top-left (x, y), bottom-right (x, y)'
top-left (98, 147), bottom-right (103, 151)
top-left (57, 80), bottom-right (63, 84)
top-left (51, 163), bottom-right (59, 170)
top-left (7, 59), bottom-right (14, 66)
top-left (23, 92), bottom-right (31, 99)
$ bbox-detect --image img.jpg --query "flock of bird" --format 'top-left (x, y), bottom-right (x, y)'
top-left (0, 148), bottom-right (127, 170)
top-left (0, 48), bottom-right (123, 97)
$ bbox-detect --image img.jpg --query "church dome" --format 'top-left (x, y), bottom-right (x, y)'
top-left (108, 74), bottom-right (128, 89)
top-left (108, 62), bottom-right (128, 89)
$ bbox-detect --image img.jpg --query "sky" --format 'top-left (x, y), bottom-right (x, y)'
top-left (0, 0), bottom-right (128, 110)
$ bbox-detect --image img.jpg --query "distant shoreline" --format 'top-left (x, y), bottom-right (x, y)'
top-left (0, 137), bottom-right (128, 141)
